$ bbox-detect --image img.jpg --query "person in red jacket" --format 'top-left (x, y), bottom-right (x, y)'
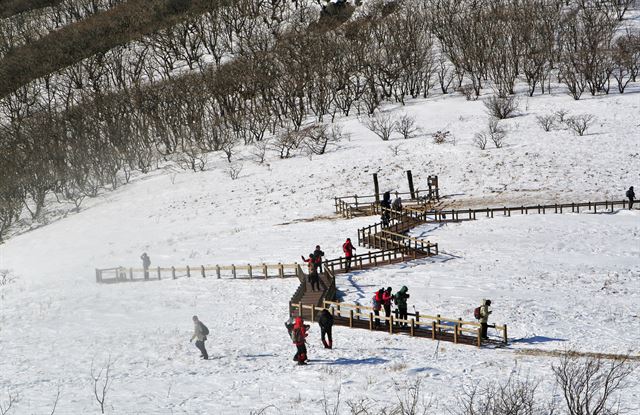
top-left (382, 287), bottom-right (393, 326)
top-left (342, 238), bottom-right (356, 272)
top-left (372, 288), bottom-right (384, 328)
top-left (291, 316), bottom-right (309, 365)
top-left (301, 253), bottom-right (320, 291)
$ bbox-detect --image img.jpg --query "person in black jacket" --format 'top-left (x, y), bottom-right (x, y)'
top-left (313, 245), bottom-right (325, 273)
top-left (627, 186), bottom-right (635, 209)
top-left (380, 191), bottom-right (391, 226)
top-left (318, 309), bottom-right (334, 349)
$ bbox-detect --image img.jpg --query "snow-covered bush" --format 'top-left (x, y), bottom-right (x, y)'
top-left (364, 112), bottom-right (397, 141)
top-left (432, 130), bottom-right (451, 144)
top-left (484, 95), bottom-right (519, 119)
top-left (394, 114), bottom-right (420, 139)
top-left (473, 132), bottom-right (488, 150)
top-left (536, 114), bottom-right (555, 132)
top-left (565, 114), bottom-right (595, 136)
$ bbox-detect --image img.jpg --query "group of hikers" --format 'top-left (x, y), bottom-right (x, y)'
top-left (380, 191), bottom-right (404, 227)
top-left (300, 238), bottom-right (357, 290)
top-left (371, 286), bottom-right (410, 327)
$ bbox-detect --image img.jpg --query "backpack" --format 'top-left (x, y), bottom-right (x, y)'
top-left (200, 322), bottom-right (210, 336)
top-left (626, 189), bottom-right (632, 198)
top-left (474, 307), bottom-right (481, 320)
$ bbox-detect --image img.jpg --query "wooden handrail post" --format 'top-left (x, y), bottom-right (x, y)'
top-left (201, 265), bottom-right (205, 278)
top-left (216, 265), bottom-right (221, 279)
top-left (263, 264), bottom-right (268, 279)
top-left (437, 314), bottom-right (441, 335)
top-left (157, 266), bottom-right (161, 280)
top-left (453, 323), bottom-right (458, 343)
top-left (503, 324), bottom-right (508, 344)
top-left (311, 305), bottom-right (316, 322)
top-left (431, 321), bottom-right (436, 340)
top-left (279, 263), bottom-right (284, 278)
top-left (410, 319), bottom-right (415, 336)
top-left (232, 264), bottom-right (236, 278)
top-left (298, 302), bottom-right (303, 317)
top-left (248, 264), bottom-right (252, 279)
top-left (477, 328), bottom-right (482, 347)
top-left (171, 266), bottom-right (176, 279)
top-left (389, 316), bottom-right (394, 334)
top-left (369, 313), bottom-right (374, 330)
top-left (129, 268), bottom-right (133, 280)
top-left (349, 309), bottom-right (353, 328)
top-left (186, 265), bottom-right (191, 278)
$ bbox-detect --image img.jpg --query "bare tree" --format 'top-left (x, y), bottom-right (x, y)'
top-left (488, 118), bottom-right (506, 148)
top-left (552, 353), bottom-right (636, 415)
top-left (0, 392), bottom-right (17, 415)
top-left (91, 356), bottom-right (114, 414)
top-left (364, 112), bottom-right (397, 141)
top-left (395, 114), bottom-right (420, 139)
top-left (484, 95), bottom-right (519, 119)
top-left (473, 132), bottom-right (488, 150)
top-left (536, 115), bottom-right (556, 132)
top-left (565, 114), bottom-right (595, 136)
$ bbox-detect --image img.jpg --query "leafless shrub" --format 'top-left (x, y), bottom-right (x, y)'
top-left (251, 139), bottom-right (270, 165)
top-left (473, 132), bottom-right (488, 150)
top-left (301, 124), bottom-right (345, 155)
top-left (392, 377), bottom-right (434, 415)
top-left (565, 114), bottom-right (595, 136)
top-left (553, 353), bottom-right (636, 415)
top-left (272, 126), bottom-right (303, 159)
top-left (452, 373), bottom-right (548, 415)
top-left (432, 130), bottom-right (451, 144)
top-left (91, 356), bottom-right (114, 414)
top-left (395, 114), bottom-right (420, 139)
top-left (227, 162), bottom-right (243, 180)
top-left (536, 114), bottom-right (555, 132)
top-left (322, 386), bottom-right (341, 415)
top-left (459, 84), bottom-right (476, 101)
top-left (555, 109), bottom-right (569, 123)
top-left (364, 112), bottom-right (397, 141)
top-left (484, 95), bottom-right (519, 119)
top-left (0, 392), bottom-right (17, 415)
top-left (49, 385), bottom-right (61, 415)
top-left (488, 118), bottom-right (506, 148)
top-left (388, 144), bottom-right (405, 157)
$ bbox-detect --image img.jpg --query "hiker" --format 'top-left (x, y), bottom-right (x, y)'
top-left (140, 252), bottom-right (151, 280)
top-left (627, 186), bottom-right (635, 209)
top-left (394, 286), bottom-right (410, 326)
top-left (382, 287), bottom-right (393, 325)
top-left (372, 288), bottom-right (384, 327)
top-left (318, 309), bottom-right (334, 349)
top-left (302, 253), bottom-right (320, 291)
top-left (291, 316), bottom-right (309, 365)
top-left (381, 191), bottom-right (391, 226)
top-left (313, 245), bottom-right (325, 273)
top-left (478, 299), bottom-right (492, 339)
top-left (342, 238), bottom-right (356, 272)
top-left (190, 315), bottom-right (209, 360)
top-left (392, 195), bottom-right (403, 211)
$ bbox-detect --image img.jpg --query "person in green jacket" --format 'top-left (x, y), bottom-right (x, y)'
top-left (394, 286), bottom-right (410, 326)
top-left (479, 299), bottom-right (492, 339)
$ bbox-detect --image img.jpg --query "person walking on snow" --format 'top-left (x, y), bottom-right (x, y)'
top-left (627, 186), bottom-right (635, 209)
top-left (291, 316), bottom-right (309, 365)
top-left (313, 245), bottom-right (325, 273)
top-left (372, 288), bottom-right (384, 327)
top-left (302, 253), bottom-right (320, 291)
top-left (342, 238), bottom-right (356, 272)
top-left (318, 309), bottom-right (334, 349)
top-left (382, 287), bottom-right (393, 326)
top-left (394, 286), bottom-right (410, 326)
top-left (140, 252), bottom-right (151, 280)
top-left (479, 299), bottom-right (492, 339)
top-left (190, 315), bottom-right (209, 360)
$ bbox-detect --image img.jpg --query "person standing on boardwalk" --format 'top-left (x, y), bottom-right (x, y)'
top-left (478, 299), bottom-right (492, 339)
top-left (190, 315), bottom-right (209, 360)
top-left (381, 191), bottom-right (391, 226)
top-left (318, 309), bottom-right (334, 349)
top-left (291, 316), bottom-right (309, 365)
top-left (372, 288), bottom-right (384, 328)
top-left (313, 245), bottom-right (325, 273)
top-left (140, 252), bottom-right (151, 280)
top-left (342, 238), bottom-right (356, 272)
top-left (392, 195), bottom-right (403, 212)
top-left (627, 186), bottom-right (635, 209)
top-left (382, 287), bottom-right (393, 326)
top-left (394, 286), bottom-right (410, 326)
top-left (302, 253), bottom-right (320, 291)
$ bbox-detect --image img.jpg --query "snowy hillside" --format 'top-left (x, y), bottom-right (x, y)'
top-left (1, 86), bottom-right (639, 413)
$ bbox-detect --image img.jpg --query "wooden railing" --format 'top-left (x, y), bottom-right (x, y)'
top-left (289, 300), bottom-right (507, 347)
top-left (334, 190), bottom-right (435, 218)
top-left (95, 262), bottom-right (304, 283)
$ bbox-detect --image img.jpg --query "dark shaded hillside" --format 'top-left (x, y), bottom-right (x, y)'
top-left (0, 0), bottom-right (64, 19)
top-left (0, 0), bottom-right (224, 98)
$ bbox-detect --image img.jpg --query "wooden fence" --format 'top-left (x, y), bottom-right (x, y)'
top-left (289, 300), bottom-right (507, 347)
top-left (96, 262), bottom-right (304, 283)
top-left (334, 190), bottom-right (434, 218)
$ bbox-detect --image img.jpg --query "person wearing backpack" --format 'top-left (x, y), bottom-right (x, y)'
top-left (476, 299), bottom-right (492, 339)
top-left (394, 286), bottom-right (410, 327)
top-left (302, 253), bottom-right (320, 291)
top-left (190, 315), bottom-right (209, 360)
top-left (372, 288), bottom-right (384, 328)
top-left (318, 309), bottom-right (334, 349)
top-left (291, 316), bottom-right (309, 365)
top-left (380, 191), bottom-right (391, 226)
top-left (626, 186), bottom-right (635, 209)
top-left (342, 238), bottom-right (356, 272)
top-left (382, 287), bottom-right (393, 326)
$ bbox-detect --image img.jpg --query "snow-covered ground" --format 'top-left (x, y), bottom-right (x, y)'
top-left (1, 86), bottom-right (639, 413)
